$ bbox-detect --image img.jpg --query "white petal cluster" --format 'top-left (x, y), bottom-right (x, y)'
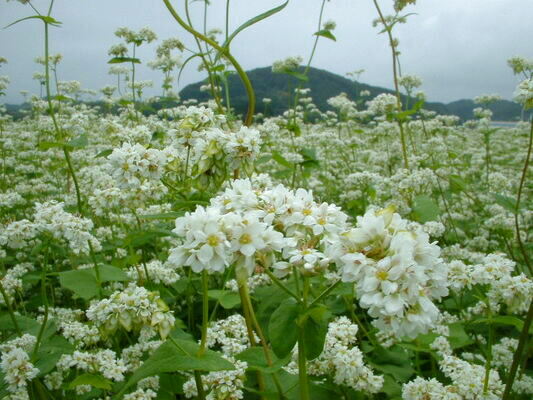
top-left (126, 259), bottom-right (180, 285)
top-left (366, 93), bottom-right (398, 115)
top-left (0, 263), bottom-right (33, 305)
top-left (206, 314), bottom-right (256, 356)
top-left (1, 201), bottom-right (101, 255)
top-left (307, 317), bottom-right (383, 393)
top-left (333, 207), bottom-right (449, 338)
top-left (56, 349), bottom-right (127, 381)
top-left (182, 357), bottom-right (248, 400)
top-left (106, 143), bottom-right (175, 188)
top-left (86, 283), bottom-right (175, 339)
top-left (0, 339), bottom-right (39, 397)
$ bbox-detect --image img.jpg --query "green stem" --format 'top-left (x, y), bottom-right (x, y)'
top-left (514, 120), bottom-right (532, 273)
top-left (372, 0), bottom-right (409, 169)
top-left (43, 22), bottom-right (83, 215)
top-left (263, 268), bottom-right (301, 303)
top-left (163, 0), bottom-right (255, 126)
top-left (198, 270), bottom-right (209, 356)
top-left (32, 259), bottom-right (49, 358)
top-left (297, 275), bottom-right (310, 400)
top-left (502, 299), bottom-right (533, 399)
top-left (239, 279), bottom-right (285, 399)
top-left (309, 279), bottom-right (340, 307)
top-left (0, 279), bottom-right (22, 336)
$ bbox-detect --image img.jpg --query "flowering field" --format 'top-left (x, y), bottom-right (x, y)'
top-left (0, 1), bottom-right (532, 400)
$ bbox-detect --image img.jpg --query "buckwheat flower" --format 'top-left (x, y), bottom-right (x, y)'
top-left (305, 317), bottom-right (383, 393)
top-left (272, 56), bottom-right (303, 73)
top-left (127, 260), bottom-right (180, 285)
top-left (323, 19), bottom-right (336, 30)
top-left (206, 314), bottom-right (256, 355)
top-left (366, 93), bottom-right (398, 115)
top-left (183, 357), bottom-right (247, 399)
top-left (169, 206), bottom-right (232, 273)
top-left (513, 78), bottom-right (533, 109)
top-left (0, 347), bottom-right (39, 393)
top-left (402, 377), bottom-right (459, 400)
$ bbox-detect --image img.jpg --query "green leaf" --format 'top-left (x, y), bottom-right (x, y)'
top-left (285, 70), bottom-right (308, 82)
top-left (314, 29), bottom-right (336, 41)
top-left (492, 193), bottom-right (517, 214)
top-left (208, 290), bottom-right (241, 309)
top-left (4, 15), bottom-right (62, 29)
top-left (38, 141), bottom-right (64, 151)
top-left (98, 265), bottom-right (129, 282)
top-left (447, 323), bottom-right (473, 349)
top-left (269, 298), bottom-right (299, 358)
top-left (140, 212), bottom-right (184, 220)
top-left (471, 315), bottom-right (529, 333)
top-left (108, 57), bottom-right (141, 64)
top-left (412, 195), bottom-right (440, 223)
top-left (95, 149), bottom-right (113, 158)
top-left (301, 305), bottom-right (330, 360)
top-left (449, 174), bottom-right (467, 193)
top-left (221, 1), bottom-right (289, 50)
top-left (118, 338), bottom-right (234, 397)
top-left (69, 374), bottom-right (112, 390)
top-left (271, 151), bottom-right (293, 168)
top-left (67, 134), bottom-right (88, 148)
top-left (59, 269), bottom-right (99, 300)
top-left (235, 347), bottom-right (289, 373)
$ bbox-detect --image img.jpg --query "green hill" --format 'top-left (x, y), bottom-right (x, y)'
top-left (179, 66), bottom-right (529, 121)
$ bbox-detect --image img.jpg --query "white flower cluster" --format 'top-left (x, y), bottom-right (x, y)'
top-left (0, 201), bottom-right (101, 255)
top-left (0, 336), bottom-right (39, 398)
top-left (206, 314), bottom-right (256, 356)
top-left (182, 357), bottom-right (248, 400)
top-left (366, 93), bottom-right (398, 115)
top-left (170, 180), bottom-right (448, 339)
top-left (404, 336), bottom-right (504, 400)
top-left (56, 349), bottom-right (127, 382)
top-left (106, 142), bottom-right (175, 188)
top-left (126, 259), bottom-right (180, 285)
top-left (86, 283), bottom-right (175, 339)
top-left (513, 78), bottom-right (533, 108)
top-left (333, 207), bottom-right (449, 338)
top-left (0, 263), bottom-right (33, 305)
top-left (447, 252), bottom-right (532, 314)
top-left (307, 317), bottom-right (383, 393)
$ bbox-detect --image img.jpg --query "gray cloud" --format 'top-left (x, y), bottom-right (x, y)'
top-left (1, 0), bottom-right (531, 104)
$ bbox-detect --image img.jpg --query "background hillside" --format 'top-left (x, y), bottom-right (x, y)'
top-left (179, 66), bottom-right (529, 121)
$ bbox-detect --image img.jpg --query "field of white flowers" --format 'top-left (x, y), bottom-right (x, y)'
top-left (0, 0), bottom-right (532, 399)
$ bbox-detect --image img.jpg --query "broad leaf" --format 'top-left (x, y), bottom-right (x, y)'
top-left (269, 298), bottom-right (299, 358)
top-left (69, 374), bottom-right (112, 390)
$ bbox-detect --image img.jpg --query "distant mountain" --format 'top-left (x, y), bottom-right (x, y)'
top-left (179, 66), bottom-right (530, 121)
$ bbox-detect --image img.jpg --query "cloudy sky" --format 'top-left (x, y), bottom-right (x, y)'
top-left (1, 0), bottom-right (531, 104)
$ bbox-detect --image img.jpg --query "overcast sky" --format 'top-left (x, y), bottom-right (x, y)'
top-left (1, 0), bottom-right (531, 104)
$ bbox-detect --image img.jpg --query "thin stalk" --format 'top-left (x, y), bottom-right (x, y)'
top-left (309, 279), bottom-right (340, 307)
top-left (290, 0), bottom-right (326, 125)
top-left (163, 0), bottom-right (255, 126)
top-left (184, 0), bottom-right (225, 115)
top-left (263, 268), bottom-right (301, 303)
top-left (32, 260), bottom-right (49, 358)
top-left (502, 299), bottom-right (533, 399)
top-left (297, 275), bottom-right (310, 400)
top-left (514, 120), bottom-right (532, 273)
top-left (198, 270), bottom-right (209, 355)
top-left (43, 22), bottom-right (83, 215)
top-left (240, 281), bottom-right (286, 398)
top-left (372, 0), bottom-right (409, 169)
top-left (483, 307), bottom-right (493, 394)
top-left (88, 240), bottom-right (103, 298)
top-left (0, 280), bottom-right (22, 336)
